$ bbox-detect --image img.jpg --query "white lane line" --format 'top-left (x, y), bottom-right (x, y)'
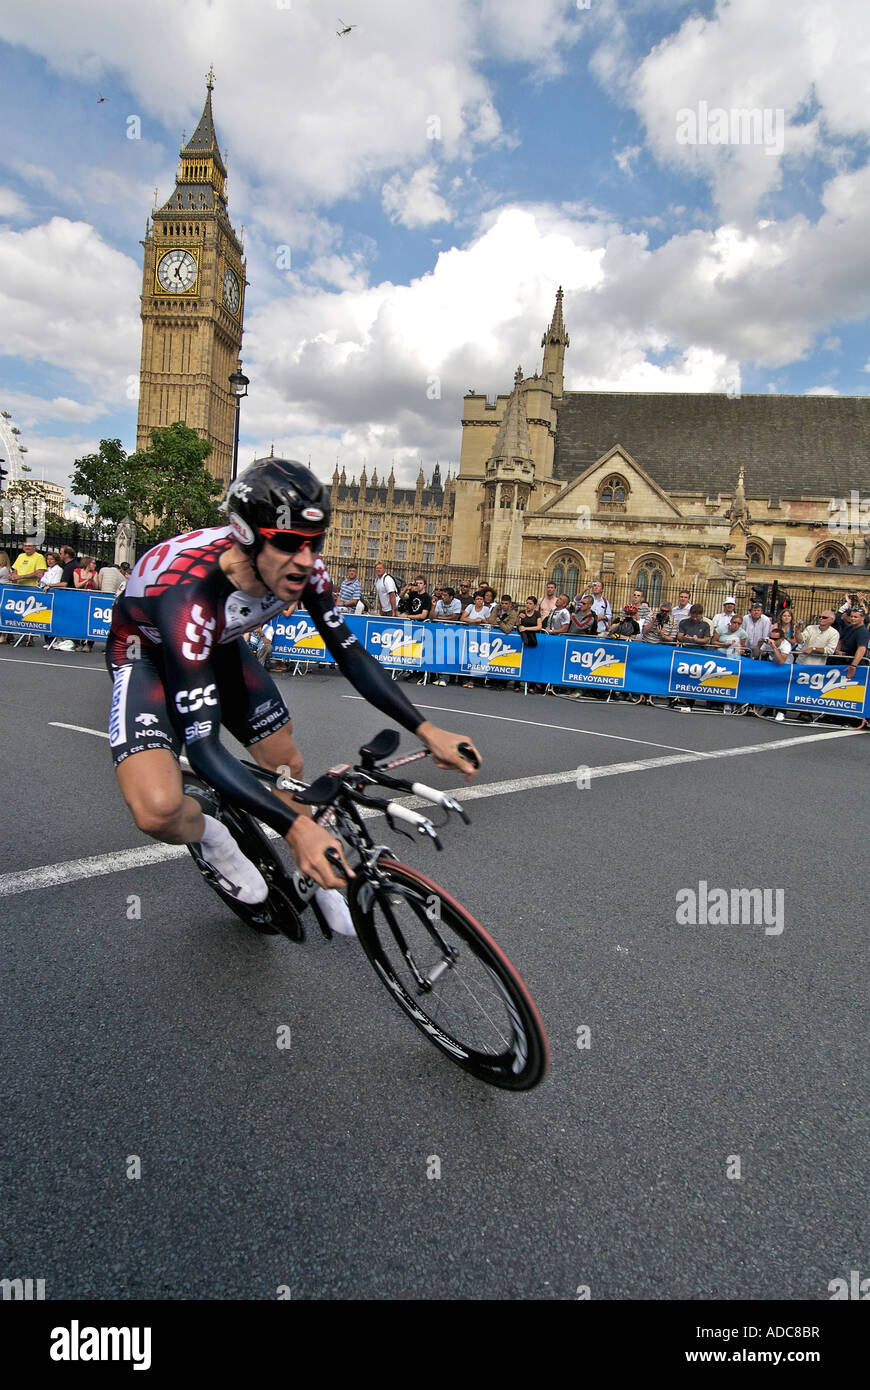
top-left (343, 695), bottom-right (733, 757)
top-left (50, 721), bottom-right (110, 738)
top-left (393, 727), bottom-right (860, 809)
top-left (0, 843), bottom-right (189, 895)
top-left (2, 726), bottom-right (859, 897)
top-left (0, 655), bottom-right (104, 671)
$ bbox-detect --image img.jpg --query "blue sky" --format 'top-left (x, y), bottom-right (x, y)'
top-left (1, 0), bottom-right (868, 497)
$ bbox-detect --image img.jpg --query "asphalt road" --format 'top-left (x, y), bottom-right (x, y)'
top-left (1, 647), bottom-right (866, 1300)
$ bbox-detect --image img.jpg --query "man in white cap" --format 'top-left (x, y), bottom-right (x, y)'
top-left (710, 596), bottom-right (739, 642)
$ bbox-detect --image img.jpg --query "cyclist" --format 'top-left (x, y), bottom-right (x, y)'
top-left (105, 458), bottom-right (481, 932)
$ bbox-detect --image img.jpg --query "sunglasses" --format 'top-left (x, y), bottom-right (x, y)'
top-left (259, 528), bottom-right (326, 555)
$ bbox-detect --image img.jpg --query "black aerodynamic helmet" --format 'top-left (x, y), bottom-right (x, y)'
top-left (222, 457), bottom-right (331, 559)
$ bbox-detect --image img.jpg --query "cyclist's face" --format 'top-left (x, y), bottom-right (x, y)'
top-left (258, 537), bottom-right (320, 600)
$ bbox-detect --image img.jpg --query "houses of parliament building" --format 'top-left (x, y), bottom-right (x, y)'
top-left (137, 79), bottom-right (870, 606)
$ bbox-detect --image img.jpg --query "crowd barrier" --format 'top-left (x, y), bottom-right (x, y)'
top-left (3, 587), bottom-right (867, 720)
top-left (0, 584), bottom-right (116, 643)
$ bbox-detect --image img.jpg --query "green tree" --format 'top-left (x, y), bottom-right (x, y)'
top-left (71, 423), bottom-right (224, 546)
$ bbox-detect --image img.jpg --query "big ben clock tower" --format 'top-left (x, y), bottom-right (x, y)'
top-left (137, 69), bottom-right (245, 485)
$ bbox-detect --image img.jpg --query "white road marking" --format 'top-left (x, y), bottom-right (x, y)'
top-left (0, 655), bottom-right (104, 671)
top-left (1, 726), bottom-right (858, 898)
top-left (344, 694), bottom-right (726, 757)
top-left (50, 721), bottom-right (110, 738)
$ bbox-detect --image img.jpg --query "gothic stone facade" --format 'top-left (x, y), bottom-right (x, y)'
top-left (450, 291), bottom-right (870, 605)
top-left (325, 464), bottom-right (455, 581)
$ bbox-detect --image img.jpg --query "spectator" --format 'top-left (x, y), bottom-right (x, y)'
top-left (569, 593), bottom-right (597, 637)
top-left (434, 586), bottom-right (462, 621)
top-left (742, 601), bottom-right (772, 657)
top-left (761, 623), bottom-right (794, 665)
top-left (57, 546), bottom-right (78, 588)
top-left (398, 575), bottom-right (432, 620)
top-left (608, 604), bottom-right (641, 639)
top-left (430, 586), bottom-right (462, 686)
top-left (10, 539), bottom-right (47, 587)
top-left (677, 603), bottom-right (711, 647)
top-left (460, 591), bottom-right (491, 688)
top-left (641, 602), bottom-right (678, 643)
top-left (456, 580), bottom-right (474, 611)
top-left (0, 550), bottom-right (11, 642)
top-left (777, 606), bottom-right (801, 645)
top-left (589, 579), bottom-right (612, 633)
top-left (97, 560), bottom-right (123, 594)
top-left (74, 556), bottom-right (99, 591)
top-left (539, 580), bottom-right (558, 625)
top-left (672, 589), bottom-right (693, 625)
top-left (115, 562), bottom-right (131, 597)
top-left (544, 594), bottom-right (571, 634)
top-left (73, 556), bottom-right (99, 651)
top-left (710, 596), bottom-right (738, 631)
top-left (374, 560), bottom-right (399, 617)
top-left (829, 606), bottom-right (869, 680)
top-left (337, 563), bottom-right (364, 615)
top-left (517, 596), bottom-right (544, 692)
top-left (489, 594), bottom-right (518, 636)
top-left (713, 614), bottom-right (748, 655)
top-left (795, 610), bottom-right (838, 665)
top-left (461, 592), bottom-right (491, 624)
top-left (631, 588), bottom-right (653, 629)
top-left (40, 552), bottom-right (64, 589)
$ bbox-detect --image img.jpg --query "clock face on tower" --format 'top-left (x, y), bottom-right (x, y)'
top-left (156, 248), bottom-right (198, 293)
top-left (222, 266), bottom-right (241, 315)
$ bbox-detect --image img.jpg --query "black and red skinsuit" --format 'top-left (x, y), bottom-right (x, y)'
top-left (106, 527), bottom-right (423, 835)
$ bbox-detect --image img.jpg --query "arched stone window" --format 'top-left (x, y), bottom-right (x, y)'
top-left (813, 544), bottom-right (847, 569)
top-left (550, 551), bottom-right (583, 599)
top-left (632, 557), bottom-right (666, 606)
top-left (745, 542), bottom-right (766, 566)
top-left (597, 474), bottom-right (629, 508)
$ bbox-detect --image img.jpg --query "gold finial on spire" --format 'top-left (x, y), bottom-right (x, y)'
top-left (206, 64), bottom-right (215, 92)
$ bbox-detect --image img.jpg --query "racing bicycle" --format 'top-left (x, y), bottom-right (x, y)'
top-left (183, 729), bottom-right (549, 1091)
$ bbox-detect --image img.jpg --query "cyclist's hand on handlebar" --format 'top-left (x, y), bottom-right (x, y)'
top-left (286, 817), bottom-right (354, 890)
top-left (416, 721), bottom-right (482, 781)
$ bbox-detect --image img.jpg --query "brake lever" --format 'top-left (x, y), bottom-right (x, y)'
top-left (324, 846), bottom-right (348, 881)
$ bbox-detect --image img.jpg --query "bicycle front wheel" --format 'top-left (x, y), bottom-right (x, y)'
top-left (350, 860), bottom-right (549, 1090)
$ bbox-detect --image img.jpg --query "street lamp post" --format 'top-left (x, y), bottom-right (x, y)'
top-left (229, 367), bottom-right (250, 483)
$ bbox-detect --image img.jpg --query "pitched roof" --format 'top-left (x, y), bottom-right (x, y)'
top-left (553, 392), bottom-right (870, 498)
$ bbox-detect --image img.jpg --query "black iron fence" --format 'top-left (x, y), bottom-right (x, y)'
top-left (0, 520), bottom-right (117, 566)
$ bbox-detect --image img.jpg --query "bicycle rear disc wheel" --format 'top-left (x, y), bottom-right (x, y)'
top-left (183, 777), bottom-right (305, 939)
top-left (350, 860), bottom-right (549, 1090)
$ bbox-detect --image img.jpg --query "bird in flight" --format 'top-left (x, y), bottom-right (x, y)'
top-left (336, 19), bottom-right (357, 36)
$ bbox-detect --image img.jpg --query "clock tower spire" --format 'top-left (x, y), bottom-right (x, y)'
top-left (136, 70), bottom-right (246, 485)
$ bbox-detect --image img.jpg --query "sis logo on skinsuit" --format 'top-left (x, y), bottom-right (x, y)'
top-left (668, 653), bottom-right (741, 700)
top-left (786, 664), bottom-right (868, 714)
top-left (562, 640), bottom-right (628, 688)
